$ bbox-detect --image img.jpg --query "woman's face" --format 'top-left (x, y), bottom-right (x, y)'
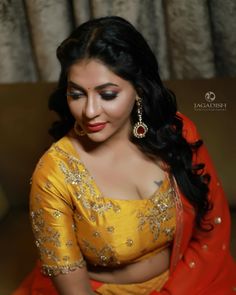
top-left (67, 59), bottom-right (137, 143)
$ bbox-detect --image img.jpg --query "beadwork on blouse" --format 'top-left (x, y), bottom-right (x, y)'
top-left (30, 136), bottom-right (176, 276)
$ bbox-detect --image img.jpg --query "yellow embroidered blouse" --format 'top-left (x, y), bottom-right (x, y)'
top-left (30, 136), bottom-right (176, 276)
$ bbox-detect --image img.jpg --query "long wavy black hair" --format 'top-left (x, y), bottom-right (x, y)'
top-left (49, 16), bottom-right (212, 230)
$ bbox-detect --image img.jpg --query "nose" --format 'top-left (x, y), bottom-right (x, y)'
top-left (84, 95), bottom-right (101, 119)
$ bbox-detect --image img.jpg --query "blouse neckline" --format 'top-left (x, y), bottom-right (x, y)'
top-left (58, 135), bottom-right (170, 202)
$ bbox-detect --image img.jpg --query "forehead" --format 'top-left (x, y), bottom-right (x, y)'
top-left (67, 59), bottom-right (128, 88)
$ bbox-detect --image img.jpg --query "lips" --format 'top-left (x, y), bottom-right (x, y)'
top-left (86, 122), bottom-right (107, 132)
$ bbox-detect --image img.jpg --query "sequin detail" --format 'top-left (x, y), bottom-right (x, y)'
top-left (31, 209), bottom-right (61, 248)
top-left (126, 238), bottom-right (134, 247)
top-left (82, 240), bottom-right (118, 266)
top-left (137, 187), bottom-right (175, 241)
top-left (30, 138), bottom-right (177, 276)
top-left (56, 147), bottom-right (121, 216)
top-left (42, 258), bottom-right (86, 276)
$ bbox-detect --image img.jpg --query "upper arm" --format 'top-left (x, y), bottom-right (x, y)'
top-left (30, 152), bottom-right (94, 294)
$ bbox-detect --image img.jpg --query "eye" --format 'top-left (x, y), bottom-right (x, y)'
top-left (100, 91), bottom-right (118, 100)
top-left (66, 91), bottom-right (84, 100)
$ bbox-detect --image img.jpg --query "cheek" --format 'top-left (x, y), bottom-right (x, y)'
top-left (106, 98), bottom-right (135, 119)
top-left (67, 100), bottom-right (83, 119)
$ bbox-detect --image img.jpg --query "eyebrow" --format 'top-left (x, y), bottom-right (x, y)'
top-left (68, 81), bottom-right (119, 91)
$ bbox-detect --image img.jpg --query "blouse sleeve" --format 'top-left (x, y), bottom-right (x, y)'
top-left (160, 113), bottom-right (236, 294)
top-left (30, 150), bottom-right (86, 277)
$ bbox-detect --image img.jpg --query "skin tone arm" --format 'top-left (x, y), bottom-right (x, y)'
top-left (52, 267), bottom-right (96, 295)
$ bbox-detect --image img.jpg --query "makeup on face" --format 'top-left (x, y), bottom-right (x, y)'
top-left (66, 59), bottom-right (137, 142)
top-left (86, 122), bottom-right (107, 132)
top-left (67, 81), bottom-right (120, 101)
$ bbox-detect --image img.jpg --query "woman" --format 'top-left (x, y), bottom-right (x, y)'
top-left (14, 16), bottom-right (236, 295)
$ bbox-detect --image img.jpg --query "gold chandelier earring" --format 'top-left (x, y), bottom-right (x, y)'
top-left (74, 121), bottom-right (86, 136)
top-left (133, 97), bottom-right (148, 138)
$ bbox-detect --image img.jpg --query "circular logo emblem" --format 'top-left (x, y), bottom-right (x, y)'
top-left (205, 91), bottom-right (216, 102)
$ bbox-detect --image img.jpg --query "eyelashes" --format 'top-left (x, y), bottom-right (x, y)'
top-left (66, 92), bottom-right (83, 99)
top-left (66, 91), bottom-right (118, 100)
top-left (100, 92), bottom-right (118, 100)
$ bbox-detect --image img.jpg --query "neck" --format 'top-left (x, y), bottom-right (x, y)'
top-left (72, 123), bottom-right (138, 158)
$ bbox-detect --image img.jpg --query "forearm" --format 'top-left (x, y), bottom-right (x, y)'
top-left (52, 267), bottom-right (96, 295)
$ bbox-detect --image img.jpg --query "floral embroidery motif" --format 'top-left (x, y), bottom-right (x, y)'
top-left (82, 240), bottom-right (119, 266)
top-left (63, 255), bottom-right (70, 262)
top-left (59, 162), bottom-right (82, 185)
top-left (54, 145), bottom-right (80, 165)
top-left (31, 209), bottom-right (61, 256)
top-left (107, 226), bottom-right (115, 233)
top-left (72, 222), bottom-right (77, 231)
top-left (53, 210), bottom-right (61, 218)
top-left (34, 193), bottom-right (42, 203)
top-left (39, 247), bottom-right (60, 264)
top-left (93, 231), bottom-right (101, 237)
top-left (163, 227), bottom-right (175, 240)
top-left (80, 198), bottom-right (120, 215)
top-left (75, 212), bottom-right (83, 221)
top-left (126, 238), bottom-right (134, 247)
top-left (137, 187), bottom-right (175, 241)
top-left (64, 178), bottom-right (121, 216)
top-left (44, 180), bottom-right (52, 190)
top-left (56, 147), bottom-right (121, 216)
top-left (89, 214), bottom-right (96, 222)
top-left (66, 240), bottom-right (73, 247)
top-left (42, 258), bottom-right (86, 276)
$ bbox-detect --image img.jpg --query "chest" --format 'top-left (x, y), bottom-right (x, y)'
top-left (79, 155), bottom-right (167, 200)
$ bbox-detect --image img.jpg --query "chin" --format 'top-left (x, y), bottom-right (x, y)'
top-left (85, 125), bottom-right (126, 143)
top-left (86, 132), bottom-right (112, 143)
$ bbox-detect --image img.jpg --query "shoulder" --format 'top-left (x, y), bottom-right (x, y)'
top-left (31, 135), bottom-right (84, 189)
top-left (30, 137), bottom-right (76, 207)
top-left (31, 136), bottom-right (74, 184)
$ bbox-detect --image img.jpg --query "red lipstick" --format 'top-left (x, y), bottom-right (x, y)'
top-left (86, 122), bottom-right (107, 132)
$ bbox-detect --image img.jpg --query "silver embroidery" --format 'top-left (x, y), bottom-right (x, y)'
top-left (42, 258), bottom-right (86, 276)
top-left (59, 162), bottom-right (82, 185)
top-left (137, 187), bottom-right (175, 241)
top-left (82, 240), bottom-right (118, 266)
